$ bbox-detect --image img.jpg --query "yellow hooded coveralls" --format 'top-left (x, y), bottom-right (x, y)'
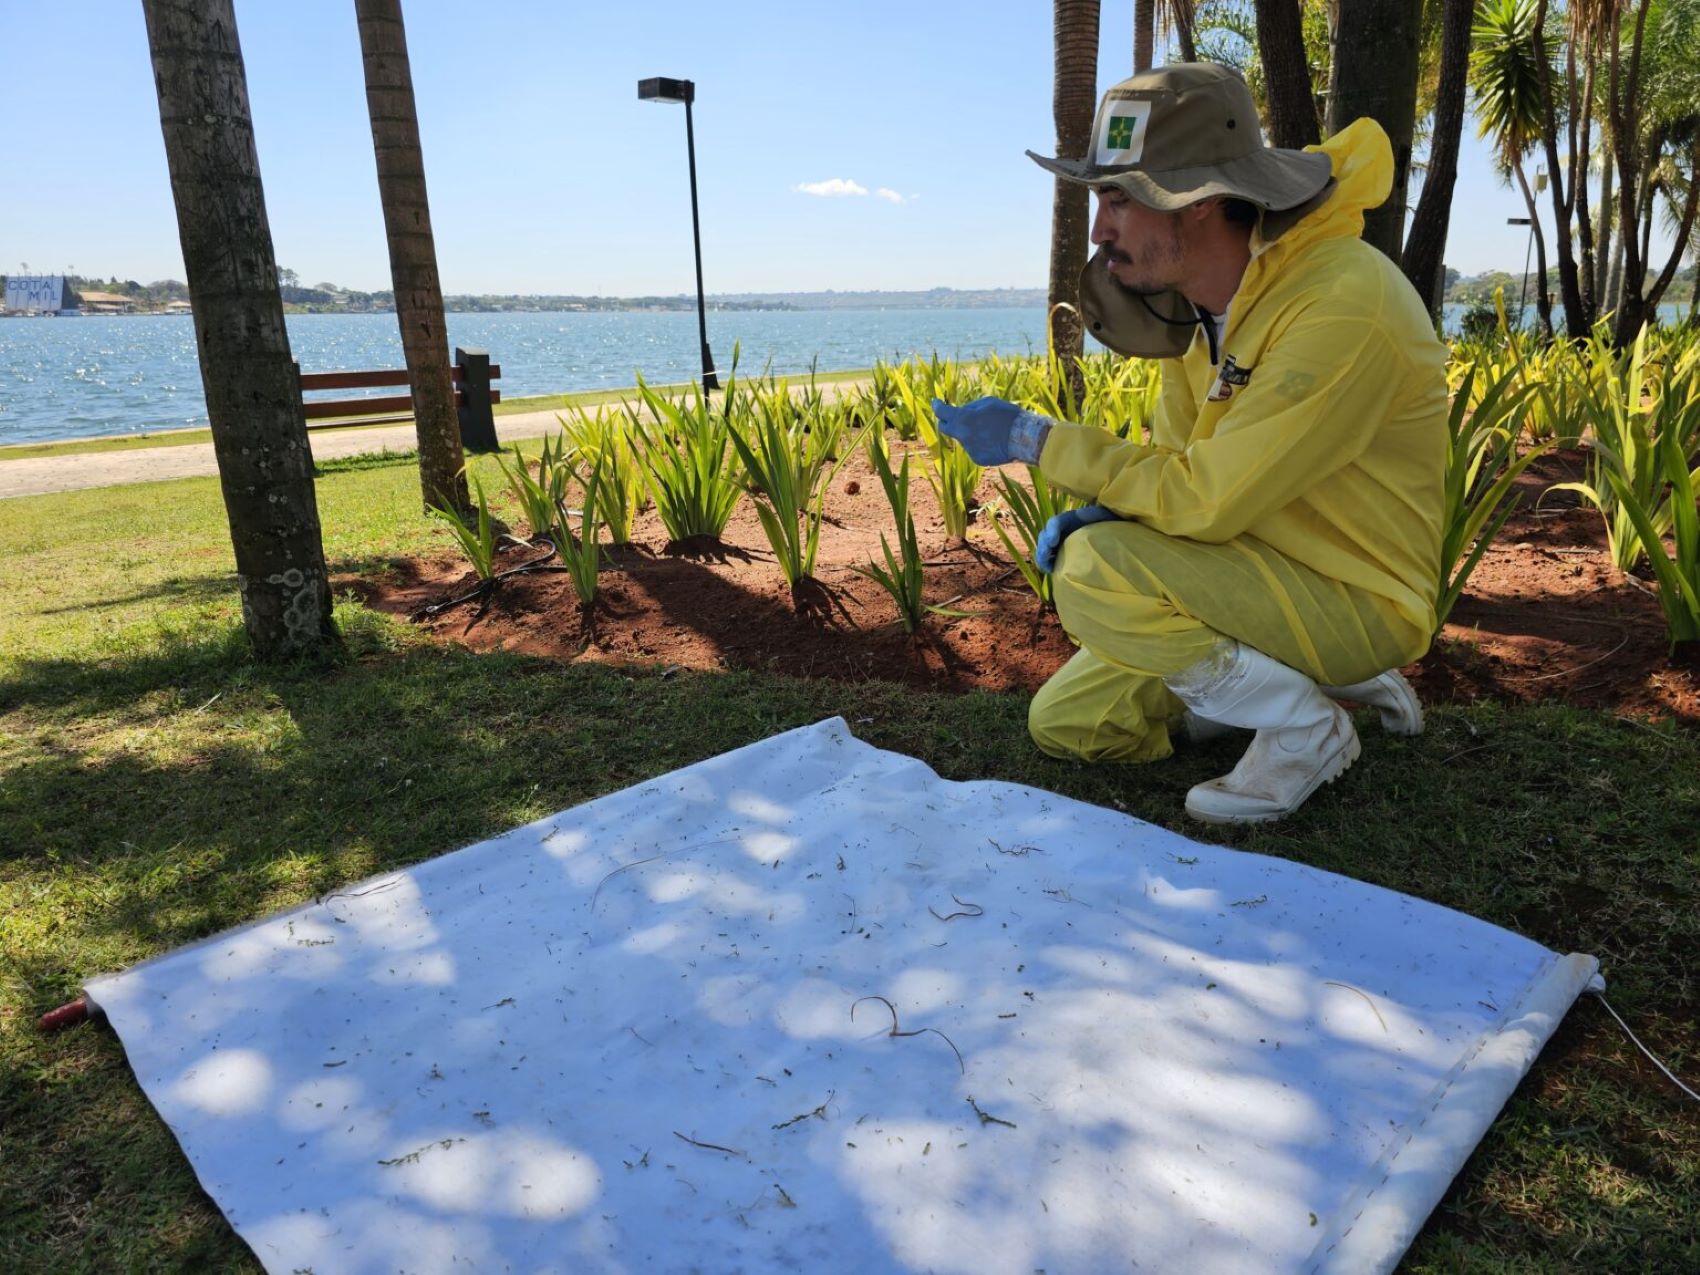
top-left (1028, 119), bottom-right (1449, 763)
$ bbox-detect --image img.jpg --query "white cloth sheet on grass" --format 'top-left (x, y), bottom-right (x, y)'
top-left (87, 717), bottom-right (1598, 1274)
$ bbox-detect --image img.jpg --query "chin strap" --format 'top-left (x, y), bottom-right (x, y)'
top-left (1135, 292), bottom-right (1219, 364)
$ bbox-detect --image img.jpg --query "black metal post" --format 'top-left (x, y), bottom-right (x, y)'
top-left (1517, 227), bottom-right (1534, 330)
top-left (455, 347), bottom-right (500, 453)
top-left (1506, 217), bottom-right (1535, 330)
top-left (682, 90), bottom-right (718, 393)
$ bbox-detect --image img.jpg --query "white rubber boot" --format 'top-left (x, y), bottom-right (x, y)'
top-left (1183, 668), bottom-right (1423, 743)
top-left (1321, 669), bottom-right (1424, 736)
top-left (1165, 641), bottom-right (1360, 825)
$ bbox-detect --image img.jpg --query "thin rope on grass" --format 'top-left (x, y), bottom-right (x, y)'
top-left (1456, 604), bottom-right (1636, 684)
top-left (1501, 631), bottom-right (1632, 683)
top-left (1594, 995), bottom-right (1700, 1105)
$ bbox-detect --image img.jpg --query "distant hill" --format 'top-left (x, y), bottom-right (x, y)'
top-left (43, 275), bottom-right (1049, 314)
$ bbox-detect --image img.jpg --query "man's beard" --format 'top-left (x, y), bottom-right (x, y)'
top-left (1105, 216), bottom-right (1185, 295)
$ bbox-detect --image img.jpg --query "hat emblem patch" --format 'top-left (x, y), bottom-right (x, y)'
top-left (1096, 106), bottom-right (1148, 165)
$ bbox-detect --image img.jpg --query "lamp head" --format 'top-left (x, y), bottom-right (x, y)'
top-left (638, 77), bottom-right (694, 105)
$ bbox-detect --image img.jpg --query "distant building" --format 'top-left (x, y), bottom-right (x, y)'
top-left (76, 291), bottom-right (139, 315)
top-left (4, 274), bottom-right (66, 314)
top-left (162, 299), bottom-right (193, 315)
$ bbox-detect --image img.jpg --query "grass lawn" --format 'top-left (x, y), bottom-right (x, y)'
top-left (1, 452), bottom-right (1696, 1271)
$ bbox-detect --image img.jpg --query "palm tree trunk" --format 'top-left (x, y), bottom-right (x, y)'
top-left (1606, 230), bottom-right (1625, 314)
top-left (1610, 0), bottom-right (1653, 347)
top-left (1255, 0), bottom-right (1321, 149)
top-left (1640, 142), bottom-right (1700, 315)
top-left (1328, 0), bottom-right (1425, 260)
top-left (141, 0), bottom-right (336, 661)
top-left (1174, 2), bottom-right (1198, 61)
top-left (1532, 0), bottom-right (1584, 337)
top-left (1135, 0), bottom-right (1155, 71)
top-left (355, 0), bottom-right (467, 515)
top-left (1513, 159), bottom-right (1555, 341)
top-left (1574, 46), bottom-right (1597, 327)
top-left (1594, 145), bottom-right (1615, 307)
top-left (1401, 0), bottom-right (1470, 316)
top-left (1049, 0), bottom-right (1100, 410)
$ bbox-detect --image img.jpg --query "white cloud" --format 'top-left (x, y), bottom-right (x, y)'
top-left (874, 188), bottom-right (906, 204)
top-left (796, 178), bottom-right (869, 198)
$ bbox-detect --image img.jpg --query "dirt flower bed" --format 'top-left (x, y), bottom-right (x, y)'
top-left (347, 447), bottom-right (1699, 725)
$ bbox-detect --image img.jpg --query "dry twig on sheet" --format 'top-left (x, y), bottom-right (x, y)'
top-left (1324, 981), bottom-right (1390, 1033)
top-left (966, 1096), bottom-right (1017, 1129)
top-left (772, 1092), bottom-right (836, 1130)
top-left (851, 995), bottom-right (966, 1073)
top-left (672, 1131), bottom-right (747, 1158)
top-left (928, 894), bottom-right (984, 922)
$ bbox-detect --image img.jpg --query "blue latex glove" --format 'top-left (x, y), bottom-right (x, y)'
top-left (1035, 504), bottom-right (1120, 574)
top-left (931, 396), bottom-right (1052, 466)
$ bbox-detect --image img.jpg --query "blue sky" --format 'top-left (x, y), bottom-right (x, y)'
top-left (0, 1), bottom-right (1677, 295)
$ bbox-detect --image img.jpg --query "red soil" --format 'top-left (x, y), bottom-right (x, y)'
top-left (344, 447), bottom-right (1699, 726)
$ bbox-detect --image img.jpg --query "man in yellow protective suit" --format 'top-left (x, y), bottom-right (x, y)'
top-left (935, 63), bottom-right (1447, 825)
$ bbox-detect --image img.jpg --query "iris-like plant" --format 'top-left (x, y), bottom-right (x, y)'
top-left (728, 382), bottom-right (870, 602)
top-left (553, 454), bottom-right (606, 615)
top-left (1435, 360), bottom-right (1550, 630)
top-left (1081, 354), bottom-right (1162, 441)
top-left (633, 373), bottom-right (744, 546)
top-left (987, 465), bottom-right (1087, 612)
top-left (1546, 327), bottom-right (1700, 571)
top-left (496, 439), bottom-right (568, 545)
top-left (726, 396), bottom-right (825, 601)
top-left (853, 438), bottom-right (929, 633)
top-left (890, 370), bottom-right (981, 539)
top-left (561, 406), bottom-right (645, 545)
top-left (427, 475), bottom-right (500, 581)
top-left (1605, 425), bottom-right (1700, 648)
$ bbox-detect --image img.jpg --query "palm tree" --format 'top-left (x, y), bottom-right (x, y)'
top-left (1136, 0), bottom-right (1156, 70)
top-left (1254, 0), bottom-right (1321, 148)
top-left (1662, 157), bottom-right (1700, 319)
top-left (1403, 0), bottom-right (1473, 316)
top-left (140, 0), bottom-right (337, 660)
top-left (1565, 0), bottom-right (1620, 327)
top-left (354, 0), bottom-right (467, 515)
top-left (1607, 0), bottom-right (1700, 343)
top-left (1328, 0), bottom-right (1426, 261)
top-left (1471, 0), bottom-right (1556, 339)
top-left (1164, 0), bottom-right (1200, 60)
top-left (1048, 0), bottom-right (1101, 407)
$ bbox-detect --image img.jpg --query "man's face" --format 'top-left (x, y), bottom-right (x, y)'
top-left (1091, 186), bottom-right (1185, 294)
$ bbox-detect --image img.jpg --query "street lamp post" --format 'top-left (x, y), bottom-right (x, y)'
top-left (1506, 216), bottom-right (1534, 330)
top-left (638, 76), bottom-right (719, 393)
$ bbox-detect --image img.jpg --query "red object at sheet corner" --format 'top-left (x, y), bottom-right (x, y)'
top-left (37, 997), bottom-right (90, 1033)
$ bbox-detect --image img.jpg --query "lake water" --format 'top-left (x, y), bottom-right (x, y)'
top-left (0, 309), bottom-right (1059, 446)
top-left (1, 301), bottom-right (1691, 446)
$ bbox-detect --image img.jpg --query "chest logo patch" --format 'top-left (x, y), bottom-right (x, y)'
top-left (1206, 355), bottom-right (1254, 402)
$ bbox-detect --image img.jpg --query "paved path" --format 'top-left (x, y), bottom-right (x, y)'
top-left (0, 408), bottom-right (572, 501)
top-left (0, 379), bottom-right (875, 501)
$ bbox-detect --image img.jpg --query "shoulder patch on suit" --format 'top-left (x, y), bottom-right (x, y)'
top-left (1206, 355), bottom-right (1254, 402)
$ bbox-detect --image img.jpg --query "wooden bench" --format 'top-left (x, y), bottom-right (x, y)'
top-left (295, 345), bottom-right (502, 452)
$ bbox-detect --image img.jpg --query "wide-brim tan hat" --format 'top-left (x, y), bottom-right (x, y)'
top-left (1029, 63), bottom-right (1336, 358)
top-left (1027, 62), bottom-right (1332, 211)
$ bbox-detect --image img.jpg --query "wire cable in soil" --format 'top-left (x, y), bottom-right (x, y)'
top-left (1457, 604), bottom-right (1636, 684)
top-left (421, 540), bottom-right (565, 616)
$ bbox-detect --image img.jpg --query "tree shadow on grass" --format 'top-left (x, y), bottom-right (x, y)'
top-left (33, 573), bottom-right (238, 616)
